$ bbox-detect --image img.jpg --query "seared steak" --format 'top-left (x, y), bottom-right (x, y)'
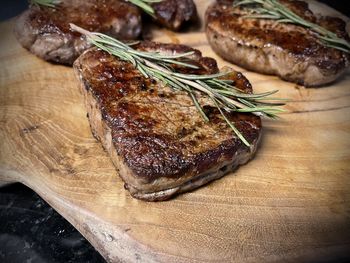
top-left (152, 0), bottom-right (197, 30)
top-left (14, 0), bottom-right (141, 65)
top-left (206, 0), bottom-right (350, 87)
top-left (73, 42), bottom-right (261, 201)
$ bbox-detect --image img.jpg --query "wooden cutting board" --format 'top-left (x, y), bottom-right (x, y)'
top-left (1, 1), bottom-right (350, 262)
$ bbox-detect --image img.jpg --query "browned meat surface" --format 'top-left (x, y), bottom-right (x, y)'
top-left (73, 41), bottom-right (261, 201)
top-left (14, 0), bottom-right (141, 65)
top-left (152, 0), bottom-right (197, 30)
top-left (206, 0), bottom-right (350, 87)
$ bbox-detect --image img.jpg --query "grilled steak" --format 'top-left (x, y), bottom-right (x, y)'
top-left (152, 0), bottom-right (197, 30)
top-left (73, 42), bottom-right (261, 201)
top-left (206, 0), bottom-right (350, 87)
top-left (14, 0), bottom-right (141, 65)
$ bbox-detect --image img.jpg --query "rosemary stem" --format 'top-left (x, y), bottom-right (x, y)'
top-left (70, 23), bottom-right (284, 147)
top-left (235, 0), bottom-right (350, 53)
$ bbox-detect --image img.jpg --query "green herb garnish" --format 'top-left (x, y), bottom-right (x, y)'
top-left (233, 0), bottom-right (350, 53)
top-left (30, 0), bottom-right (60, 8)
top-left (127, 0), bottom-right (162, 16)
top-left (71, 24), bottom-right (284, 147)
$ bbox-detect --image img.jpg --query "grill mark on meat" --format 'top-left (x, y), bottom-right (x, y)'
top-left (144, 97), bottom-right (177, 127)
top-left (14, 0), bottom-right (142, 65)
top-left (206, 0), bottom-right (350, 87)
top-left (73, 42), bottom-right (262, 201)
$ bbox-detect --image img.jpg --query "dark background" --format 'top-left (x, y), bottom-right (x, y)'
top-left (0, 184), bottom-right (105, 263)
top-left (0, 1), bottom-right (349, 263)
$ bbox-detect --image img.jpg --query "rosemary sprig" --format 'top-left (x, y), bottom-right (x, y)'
top-left (126, 0), bottom-right (162, 16)
top-left (30, 0), bottom-right (60, 8)
top-left (233, 0), bottom-right (350, 53)
top-left (70, 24), bottom-right (284, 147)
top-left (29, 0), bottom-right (161, 14)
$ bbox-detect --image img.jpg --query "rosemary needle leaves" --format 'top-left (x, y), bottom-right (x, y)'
top-left (30, 0), bottom-right (60, 8)
top-left (126, 0), bottom-right (162, 16)
top-left (233, 0), bottom-right (350, 53)
top-left (29, 0), bottom-right (161, 15)
top-left (70, 24), bottom-right (284, 147)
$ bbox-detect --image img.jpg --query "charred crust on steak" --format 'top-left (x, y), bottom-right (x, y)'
top-left (73, 42), bottom-right (261, 200)
top-left (151, 0), bottom-right (198, 31)
top-left (206, 0), bottom-right (350, 86)
top-left (14, 0), bottom-right (142, 65)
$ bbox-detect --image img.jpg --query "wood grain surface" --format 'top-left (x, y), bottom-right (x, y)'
top-left (1, 1), bottom-right (350, 262)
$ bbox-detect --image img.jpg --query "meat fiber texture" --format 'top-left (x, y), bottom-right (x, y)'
top-left (152, 0), bottom-right (197, 30)
top-left (14, 0), bottom-right (142, 65)
top-left (73, 41), bottom-right (262, 201)
top-left (206, 0), bottom-right (350, 87)
top-left (14, 0), bottom-right (198, 65)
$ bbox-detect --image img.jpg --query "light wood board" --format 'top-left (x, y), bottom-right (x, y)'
top-left (1, 2), bottom-right (350, 262)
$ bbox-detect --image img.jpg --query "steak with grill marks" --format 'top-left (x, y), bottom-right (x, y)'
top-left (206, 0), bottom-right (350, 87)
top-left (73, 41), bottom-right (262, 201)
top-left (14, 0), bottom-right (142, 65)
